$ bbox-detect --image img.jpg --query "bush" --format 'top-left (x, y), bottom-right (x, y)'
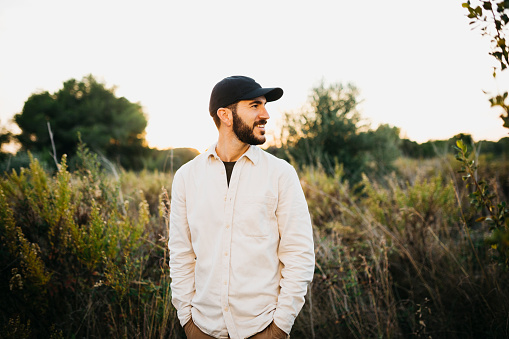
top-left (293, 163), bottom-right (509, 338)
top-left (0, 144), bottom-right (182, 338)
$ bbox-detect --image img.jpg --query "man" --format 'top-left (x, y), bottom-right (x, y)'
top-left (169, 76), bottom-right (315, 339)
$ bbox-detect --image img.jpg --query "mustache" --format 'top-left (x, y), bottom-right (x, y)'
top-left (253, 120), bottom-right (267, 128)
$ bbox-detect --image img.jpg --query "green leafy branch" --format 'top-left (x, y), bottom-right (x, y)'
top-left (463, 1), bottom-right (509, 70)
top-left (463, 0), bottom-right (509, 128)
top-left (460, 2), bottom-right (509, 264)
top-left (489, 92), bottom-right (509, 128)
top-left (454, 139), bottom-right (509, 265)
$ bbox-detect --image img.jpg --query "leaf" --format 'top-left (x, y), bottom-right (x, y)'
top-left (502, 115), bottom-right (509, 128)
top-left (496, 20), bottom-right (502, 31)
top-left (483, 1), bottom-right (492, 10)
top-left (476, 216), bottom-right (487, 222)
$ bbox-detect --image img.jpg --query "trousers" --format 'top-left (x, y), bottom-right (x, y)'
top-left (183, 319), bottom-right (289, 339)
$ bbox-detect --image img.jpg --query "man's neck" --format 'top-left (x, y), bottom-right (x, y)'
top-left (216, 132), bottom-right (250, 162)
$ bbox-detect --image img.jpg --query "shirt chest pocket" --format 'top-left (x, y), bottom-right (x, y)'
top-left (233, 196), bottom-right (277, 237)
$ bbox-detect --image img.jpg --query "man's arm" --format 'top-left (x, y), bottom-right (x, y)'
top-left (169, 169), bottom-right (196, 327)
top-left (274, 164), bottom-right (315, 334)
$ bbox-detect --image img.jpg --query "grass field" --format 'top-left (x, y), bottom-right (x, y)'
top-left (1, 147), bottom-right (508, 338)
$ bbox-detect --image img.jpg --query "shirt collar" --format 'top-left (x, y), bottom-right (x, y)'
top-left (205, 142), bottom-right (260, 165)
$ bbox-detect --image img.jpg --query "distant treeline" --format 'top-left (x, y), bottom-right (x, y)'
top-left (267, 134), bottom-right (509, 161)
top-left (0, 146), bottom-right (199, 175)
top-left (400, 134), bottom-right (509, 159)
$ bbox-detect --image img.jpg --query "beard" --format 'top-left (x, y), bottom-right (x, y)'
top-left (232, 110), bottom-right (267, 145)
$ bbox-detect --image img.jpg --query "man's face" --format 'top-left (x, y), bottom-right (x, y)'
top-left (231, 96), bottom-right (269, 145)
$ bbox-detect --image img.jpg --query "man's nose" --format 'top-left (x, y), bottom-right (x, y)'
top-left (259, 106), bottom-right (270, 120)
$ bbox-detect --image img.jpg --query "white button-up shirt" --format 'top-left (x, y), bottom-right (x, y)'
top-left (169, 144), bottom-right (314, 339)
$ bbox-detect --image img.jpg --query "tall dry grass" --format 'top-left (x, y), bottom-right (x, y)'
top-left (292, 158), bottom-right (509, 338)
top-left (0, 145), bottom-right (182, 338)
top-left (1, 149), bottom-right (508, 338)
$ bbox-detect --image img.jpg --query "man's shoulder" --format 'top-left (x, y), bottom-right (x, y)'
top-left (257, 147), bottom-right (295, 173)
top-left (174, 151), bottom-right (209, 176)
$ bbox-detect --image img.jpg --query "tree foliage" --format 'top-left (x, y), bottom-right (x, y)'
top-left (0, 123), bottom-right (12, 162)
top-left (282, 82), bottom-right (364, 177)
top-left (14, 75), bottom-right (148, 169)
top-left (460, 1), bottom-right (509, 266)
top-left (280, 81), bottom-right (401, 182)
top-left (363, 123), bottom-right (402, 174)
top-left (463, 0), bottom-right (509, 129)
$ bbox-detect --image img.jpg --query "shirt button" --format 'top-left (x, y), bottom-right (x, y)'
top-left (224, 306), bottom-right (229, 312)
top-left (224, 252), bottom-right (228, 256)
top-left (224, 281), bottom-right (227, 285)
top-left (226, 224), bottom-right (230, 229)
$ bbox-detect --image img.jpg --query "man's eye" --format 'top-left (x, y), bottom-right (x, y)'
top-left (252, 105), bottom-right (258, 108)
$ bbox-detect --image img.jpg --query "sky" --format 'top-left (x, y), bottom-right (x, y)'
top-left (0, 0), bottom-right (508, 152)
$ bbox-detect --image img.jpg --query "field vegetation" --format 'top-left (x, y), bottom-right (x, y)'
top-left (1, 139), bottom-right (508, 338)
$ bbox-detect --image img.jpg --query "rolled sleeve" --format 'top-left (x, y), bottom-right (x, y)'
top-left (274, 165), bottom-right (315, 333)
top-left (169, 169), bottom-right (196, 327)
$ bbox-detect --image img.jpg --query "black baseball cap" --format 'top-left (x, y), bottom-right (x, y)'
top-left (209, 75), bottom-right (283, 117)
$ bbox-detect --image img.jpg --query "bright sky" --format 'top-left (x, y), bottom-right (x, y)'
top-left (1, 0), bottom-right (508, 152)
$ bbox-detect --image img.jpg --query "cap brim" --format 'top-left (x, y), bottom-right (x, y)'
top-left (238, 87), bottom-right (283, 102)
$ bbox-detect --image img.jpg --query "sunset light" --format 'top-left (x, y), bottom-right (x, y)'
top-left (1, 0), bottom-right (508, 153)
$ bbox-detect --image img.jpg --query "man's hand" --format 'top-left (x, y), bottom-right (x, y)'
top-left (248, 321), bottom-right (289, 339)
top-left (269, 322), bottom-right (289, 339)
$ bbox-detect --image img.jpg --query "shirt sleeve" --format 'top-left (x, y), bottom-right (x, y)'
top-left (169, 169), bottom-right (196, 327)
top-left (273, 164), bottom-right (315, 334)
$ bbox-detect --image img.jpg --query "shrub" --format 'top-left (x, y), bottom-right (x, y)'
top-left (0, 144), bottom-right (181, 338)
top-left (293, 163), bottom-right (509, 338)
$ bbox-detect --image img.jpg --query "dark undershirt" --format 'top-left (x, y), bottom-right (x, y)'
top-left (223, 161), bottom-right (236, 186)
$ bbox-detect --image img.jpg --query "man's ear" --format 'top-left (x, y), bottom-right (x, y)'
top-left (217, 108), bottom-right (232, 127)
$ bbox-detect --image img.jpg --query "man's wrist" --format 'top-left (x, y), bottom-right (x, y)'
top-left (273, 308), bottom-right (294, 335)
top-left (176, 306), bottom-right (192, 327)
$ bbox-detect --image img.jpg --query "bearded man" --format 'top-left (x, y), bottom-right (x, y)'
top-left (169, 76), bottom-right (315, 339)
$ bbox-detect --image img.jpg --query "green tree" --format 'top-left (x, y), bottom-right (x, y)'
top-left (281, 81), bottom-right (401, 182)
top-left (0, 123), bottom-right (12, 164)
top-left (363, 124), bottom-right (402, 174)
top-left (14, 75), bottom-right (148, 169)
top-left (0, 123), bottom-right (12, 151)
top-left (282, 82), bottom-right (366, 178)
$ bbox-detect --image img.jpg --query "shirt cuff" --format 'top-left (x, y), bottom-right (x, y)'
top-left (177, 305), bottom-right (192, 327)
top-left (273, 308), bottom-right (294, 335)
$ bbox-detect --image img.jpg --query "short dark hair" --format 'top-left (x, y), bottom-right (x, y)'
top-left (212, 102), bottom-right (237, 129)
